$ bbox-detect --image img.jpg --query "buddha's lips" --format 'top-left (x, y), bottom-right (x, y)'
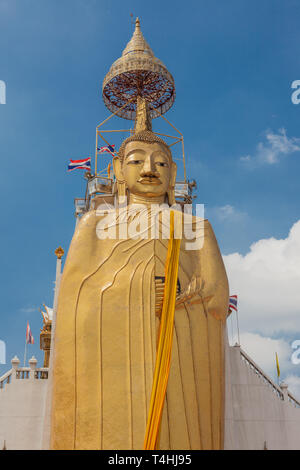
top-left (138, 177), bottom-right (162, 185)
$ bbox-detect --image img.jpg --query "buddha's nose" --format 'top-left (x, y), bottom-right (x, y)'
top-left (140, 156), bottom-right (159, 177)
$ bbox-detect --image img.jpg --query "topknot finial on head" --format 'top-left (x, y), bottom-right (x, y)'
top-left (117, 97), bottom-right (171, 162)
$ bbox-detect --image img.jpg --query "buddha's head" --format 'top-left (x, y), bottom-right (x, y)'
top-left (113, 98), bottom-right (177, 204)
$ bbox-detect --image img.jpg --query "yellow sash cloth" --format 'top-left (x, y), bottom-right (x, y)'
top-left (144, 211), bottom-right (181, 450)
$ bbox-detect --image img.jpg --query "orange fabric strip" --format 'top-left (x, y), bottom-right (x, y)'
top-left (144, 211), bottom-right (181, 450)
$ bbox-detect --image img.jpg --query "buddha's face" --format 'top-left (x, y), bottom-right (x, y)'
top-left (122, 141), bottom-right (172, 199)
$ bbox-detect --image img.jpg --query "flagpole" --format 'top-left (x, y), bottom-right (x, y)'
top-left (276, 352), bottom-right (280, 385)
top-left (236, 309), bottom-right (240, 345)
top-left (24, 321), bottom-right (28, 366)
top-left (230, 311), bottom-right (234, 345)
top-left (23, 339), bottom-right (27, 367)
top-left (95, 130), bottom-right (98, 176)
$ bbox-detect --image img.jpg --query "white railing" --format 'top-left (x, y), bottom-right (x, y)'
top-left (0, 357), bottom-right (49, 391)
top-left (35, 368), bottom-right (49, 380)
top-left (15, 368), bottom-right (48, 380)
top-left (239, 347), bottom-right (284, 401)
top-left (238, 346), bottom-right (300, 407)
top-left (16, 368), bottom-right (30, 380)
top-left (288, 392), bottom-right (300, 409)
top-left (0, 369), bottom-right (12, 390)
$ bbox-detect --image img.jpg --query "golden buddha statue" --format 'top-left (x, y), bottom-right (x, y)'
top-left (50, 20), bottom-right (229, 451)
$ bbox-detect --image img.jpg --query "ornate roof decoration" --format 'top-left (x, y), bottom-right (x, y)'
top-left (102, 18), bottom-right (175, 120)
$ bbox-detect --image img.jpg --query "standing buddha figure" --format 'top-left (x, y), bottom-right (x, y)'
top-left (50, 20), bottom-right (229, 451)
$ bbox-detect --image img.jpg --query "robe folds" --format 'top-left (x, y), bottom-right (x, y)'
top-left (50, 207), bottom-right (229, 450)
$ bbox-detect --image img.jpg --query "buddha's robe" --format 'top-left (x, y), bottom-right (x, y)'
top-left (50, 207), bottom-right (229, 450)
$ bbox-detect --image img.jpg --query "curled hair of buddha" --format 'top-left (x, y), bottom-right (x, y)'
top-left (118, 130), bottom-right (171, 163)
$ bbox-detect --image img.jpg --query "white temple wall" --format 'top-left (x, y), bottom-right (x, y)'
top-left (225, 342), bottom-right (300, 450)
top-left (0, 360), bottom-right (48, 450)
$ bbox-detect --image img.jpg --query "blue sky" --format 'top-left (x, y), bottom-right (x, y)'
top-left (0, 0), bottom-right (299, 387)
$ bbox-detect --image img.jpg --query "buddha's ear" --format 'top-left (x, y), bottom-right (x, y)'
top-left (171, 161), bottom-right (177, 184)
top-left (113, 156), bottom-right (124, 182)
top-left (113, 156), bottom-right (127, 197)
top-left (167, 161), bottom-right (177, 206)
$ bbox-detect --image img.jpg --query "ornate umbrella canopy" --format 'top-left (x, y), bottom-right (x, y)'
top-left (102, 18), bottom-right (175, 120)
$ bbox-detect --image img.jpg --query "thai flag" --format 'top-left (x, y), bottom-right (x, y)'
top-left (97, 145), bottom-right (115, 155)
top-left (68, 158), bottom-right (91, 172)
top-left (26, 322), bottom-right (34, 345)
top-left (229, 295), bottom-right (238, 312)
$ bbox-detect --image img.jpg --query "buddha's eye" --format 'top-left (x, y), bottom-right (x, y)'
top-left (156, 162), bottom-right (168, 167)
top-left (127, 160), bottom-right (143, 165)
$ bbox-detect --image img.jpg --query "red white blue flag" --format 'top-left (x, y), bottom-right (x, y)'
top-left (229, 295), bottom-right (238, 312)
top-left (68, 158), bottom-right (91, 172)
top-left (97, 145), bottom-right (115, 155)
top-left (26, 322), bottom-right (34, 345)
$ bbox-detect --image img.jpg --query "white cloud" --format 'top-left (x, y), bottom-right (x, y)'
top-left (210, 204), bottom-right (247, 222)
top-left (223, 219), bottom-right (300, 335)
top-left (19, 306), bottom-right (37, 314)
top-left (224, 220), bottom-right (300, 399)
top-left (240, 128), bottom-right (300, 165)
top-left (240, 155), bottom-right (251, 162)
